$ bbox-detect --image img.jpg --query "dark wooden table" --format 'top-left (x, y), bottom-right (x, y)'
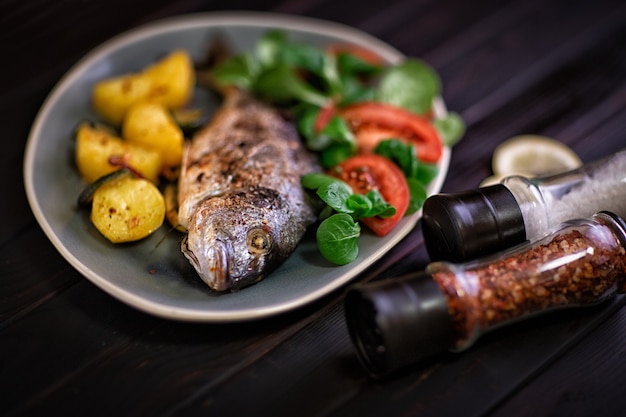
top-left (3, 0), bottom-right (626, 416)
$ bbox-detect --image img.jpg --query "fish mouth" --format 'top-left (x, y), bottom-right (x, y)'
top-left (182, 236), bottom-right (231, 292)
top-left (202, 240), bottom-right (230, 291)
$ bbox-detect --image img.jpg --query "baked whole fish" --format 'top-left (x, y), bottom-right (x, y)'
top-left (177, 88), bottom-right (319, 292)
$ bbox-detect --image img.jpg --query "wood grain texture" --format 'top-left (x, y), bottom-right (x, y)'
top-left (2, 0), bottom-right (626, 416)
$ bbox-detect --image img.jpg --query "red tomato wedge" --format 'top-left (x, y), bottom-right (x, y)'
top-left (325, 44), bottom-right (384, 66)
top-left (340, 102), bottom-right (443, 163)
top-left (332, 154), bottom-right (409, 237)
top-left (314, 103), bottom-right (336, 133)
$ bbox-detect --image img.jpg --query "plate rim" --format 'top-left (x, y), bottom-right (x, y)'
top-left (23, 11), bottom-right (451, 322)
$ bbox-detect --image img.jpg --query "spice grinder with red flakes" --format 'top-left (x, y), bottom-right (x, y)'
top-left (345, 211), bottom-right (626, 377)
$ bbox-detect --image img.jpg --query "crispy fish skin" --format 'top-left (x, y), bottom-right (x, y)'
top-left (178, 88), bottom-right (319, 291)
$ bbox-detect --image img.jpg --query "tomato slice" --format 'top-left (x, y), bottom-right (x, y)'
top-left (314, 103), bottom-right (337, 133)
top-left (340, 102), bottom-right (443, 163)
top-left (332, 154), bottom-right (409, 237)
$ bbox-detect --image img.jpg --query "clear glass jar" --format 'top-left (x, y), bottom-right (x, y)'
top-left (345, 211), bottom-right (626, 377)
top-left (428, 211), bottom-right (626, 350)
top-left (422, 148), bottom-right (626, 262)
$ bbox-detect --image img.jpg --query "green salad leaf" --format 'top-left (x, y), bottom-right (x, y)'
top-left (433, 112), bottom-right (466, 147)
top-left (211, 30), bottom-right (377, 108)
top-left (301, 173), bottom-right (395, 220)
top-left (374, 139), bottom-right (438, 214)
top-left (316, 213), bottom-right (361, 265)
top-left (376, 59), bottom-right (441, 115)
top-left (297, 106), bottom-right (356, 168)
top-left (301, 173), bottom-right (397, 264)
top-left (256, 29), bottom-right (285, 67)
top-left (209, 53), bottom-right (259, 90)
top-left (253, 64), bottom-right (329, 107)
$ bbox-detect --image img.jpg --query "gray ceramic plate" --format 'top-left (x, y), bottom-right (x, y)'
top-left (24, 12), bottom-right (450, 322)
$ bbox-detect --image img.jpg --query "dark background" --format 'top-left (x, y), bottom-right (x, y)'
top-left (2, 0), bottom-right (626, 416)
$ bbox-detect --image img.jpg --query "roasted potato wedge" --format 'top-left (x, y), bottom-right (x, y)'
top-left (92, 50), bottom-right (195, 125)
top-left (75, 123), bottom-right (162, 183)
top-left (122, 101), bottom-right (184, 168)
top-left (90, 176), bottom-right (165, 243)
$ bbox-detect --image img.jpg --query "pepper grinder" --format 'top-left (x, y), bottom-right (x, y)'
top-left (421, 148), bottom-right (626, 262)
top-left (345, 211), bottom-right (626, 377)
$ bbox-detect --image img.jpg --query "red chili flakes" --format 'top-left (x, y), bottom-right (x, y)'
top-left (431, 221), bottom-right (626, 349)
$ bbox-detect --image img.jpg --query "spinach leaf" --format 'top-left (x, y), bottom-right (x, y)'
top-left (414, 162), bottom-right (439, 186)
top-left (302, 168), bottom-right (402, 264)
top-left (376, 58), bottom-right (440, 115)
top-left (318, 115), bottom-right (355, 149)
top-left (256, 30), bottom-right (286, 68)
top-left (406, 178), bottom-right (428, 215)
top-left (297, 105), bottom-right (356, 166)
top-left (336, 75), bottom-right (377, 105)
top-left (301, 173), bottom-right (395, 220)
top-left (374, 139), bottom-right (438, 214)
top-left (319, 143), bottom-right (354, 168)
top-left (335, 53), bottom-right (382, 103)
top-left (336, 52), bottom-right (382, 78)
top-left (346, 190), bottom-right (396, 220)
top-left (374, 139), bottom-right (420, 178)
top-left (316, 213), bottom-right (361, 265)
top-left (300, 172), bottom-right (339, 190)
top-left (253, 64), bottom-right (329, 107)
top-left (433, 112), bottom-right (466, 147)
top-left (210, 53), bottom-right (259, 90)
top-left (315, 177), bottom-right (354, 214)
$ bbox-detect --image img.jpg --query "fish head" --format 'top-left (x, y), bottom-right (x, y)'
top-left (182, 187), bottom-right (304, 291)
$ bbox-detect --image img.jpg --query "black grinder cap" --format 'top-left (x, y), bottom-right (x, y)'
top-left (344, 273), bottom-right (454, 377)
top-left (421, 184), bottom-right (527, 262)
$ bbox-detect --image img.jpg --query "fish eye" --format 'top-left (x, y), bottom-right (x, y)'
top-left (247, 229), bottom-right (272, 254)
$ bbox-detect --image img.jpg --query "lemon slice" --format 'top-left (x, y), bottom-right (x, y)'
top-left (492, 135), bottom-right (582, 177)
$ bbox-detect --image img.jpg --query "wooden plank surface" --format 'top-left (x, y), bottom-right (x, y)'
top-left (2, 0), bottom-right (626, 416)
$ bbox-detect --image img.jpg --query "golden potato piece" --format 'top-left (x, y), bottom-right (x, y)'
top-left (122, 102), bottom-right (184, 168)
top-left (91, 176), bottom-right (165, 243)
top-left (75, 123), bottom-right (162, 183)
top-left (92, 50), bottom-right (195, 125)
